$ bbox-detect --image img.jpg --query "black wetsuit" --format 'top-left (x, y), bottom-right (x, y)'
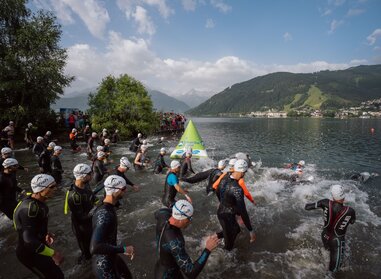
top-left (87, 137), bottom-right (96, 155)
top-left (305, 199), bottom-right (356, 272)
top-left (113, 167), bottom-right (135, 188)
top-left (111, 133), bottom-right (119, 143)
top-left (129, 137), bottom-right (140, 152)
top-left (38, 149), bottom-right (52, 174)
top-left (0, 172), bottom-right (21, 220)
top-left (33, 142), bottom-right (45, 157)
top-left (13, 196), bottom-right (64, 278)
top-left (217, 175), bottom-right (253, 251)
top-left (67, 183), bottom-right (95, 261)
top-left (162, 172), bottom-right (179, 208)
top-left (154, 208), bottom-right (211, 279)
top-left (93, 159), bottom-right (107, 183)
top-left (24, 128), bottom-right (33, 148)
top-left (154, 154), bottom-right (169, 174)
top-left (180, 158), bottom-right (195, 179)
top-left (182, 168), bottom-right (222, 195)
top-left (90, 203), bottom-right (132, 279)
top-left (51, 155), bottom-right (63, 184)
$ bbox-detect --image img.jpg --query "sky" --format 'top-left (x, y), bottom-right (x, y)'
top-left (29, 0), bottom-right (381, 97)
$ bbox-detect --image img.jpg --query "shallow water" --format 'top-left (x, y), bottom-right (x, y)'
top-left (1, 117), bottom-right (380, 278)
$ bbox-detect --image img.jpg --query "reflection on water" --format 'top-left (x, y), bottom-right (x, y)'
top-left (1, 118), bottom-right (380, 278)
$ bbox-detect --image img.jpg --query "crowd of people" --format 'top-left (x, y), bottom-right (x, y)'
top-left (0, 120), bottom-right (357, 278)
top-left (158, 112), bottom-right (186, 132)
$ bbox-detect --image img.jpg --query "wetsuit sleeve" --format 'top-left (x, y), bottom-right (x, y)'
top-left (213, 172), bottom-right (226, 190)
top-left (182, 169), bottom-right (212, 184)
top-left (305, 199), bottom-right (327, 210)
top-left (169, 239), bottom-right (210, 279)
top-left (37, 153), bottom-right (44, 167)
top-left (160, 156), bottom-right (169, 168)
top-left (238, 179), bottom-right (254, 204)
top-left (123, 175), bottom-right (135, 187)
top-left (188, 160), bottom-right (195, 174)
top-left (350, 208), bottom-right (356, 224)
top-left (233, 187), bottom-right (253, 231)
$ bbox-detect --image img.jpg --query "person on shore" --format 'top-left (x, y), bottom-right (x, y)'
top-left (68, 113), bottom-right (75, 130)
top-left (153, 147), bottom-right (169, 174)
top-left (154, 200), bottom-right (220, 279)
top-left (3, 121), bottom-right (15, 149)
top-left (69, 128), bottom-right (81, 152)
top-left (13, 174), bottom-right (64, 278)
top-left (92, 151), bottom-right (108, 184)
top-left (216, 159), bottom-right (256, 251)
top-left (51, 146), bottom-right (64, 184)
top-left (65, 163), bottom-right (96, 264)
top-left (111, 129), bottom-right (120, 143)
top-left (129, 133), bottom-right (142, 152)
top-left (180, 151), bottom-right (195, 179)
top-left (305, 185), bottom-right (356, 273)
top-left (162, 160), bottom-right (192, 208)
top-left (33, 136), bottom-right (45, 157)
top-left (90, 175), bottom-right (134, 279)
top-left (24, 123), bottom-right (34, 149)
top-left (87, 132), bottom-right (98, 157)
top-left (38, 142), bottom-right (55, 174)
top-left (134, 144), bottom-right (149, 170)
top-left (0, 158), bottom-right (22, 220)
top-left (114, 157), bottom-right (139, 192)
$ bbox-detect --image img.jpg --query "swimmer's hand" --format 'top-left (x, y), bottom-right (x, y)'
top-left (205, 234), bottom-right (220, 252)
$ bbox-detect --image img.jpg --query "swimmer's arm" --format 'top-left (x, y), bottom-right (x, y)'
top-left (235, 188), bottom-right (253, 232)
top-left (90, 217), bottom-right (124, 255)
top-left (305, 199), bottom-right (326, 210)
top-left (174, 184), bottom-right (187, 195)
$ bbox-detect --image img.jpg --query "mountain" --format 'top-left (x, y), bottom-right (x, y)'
top-left (51, 94), bottom-right (90, 112)
top-left (187, 65), bottom-right (381, 116)
top-left (148, 89), bottom-right (190, 112)
top-left (175, 89), bottom-right (215, 108)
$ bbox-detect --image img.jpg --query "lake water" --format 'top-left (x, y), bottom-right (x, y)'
top-left (1, 117), bottom-right (380, 278)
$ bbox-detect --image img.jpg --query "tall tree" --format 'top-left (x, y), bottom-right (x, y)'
top-left (89, 74), bottom-right (159, 137)
top-left (0, 0), bottom-right (73, 127)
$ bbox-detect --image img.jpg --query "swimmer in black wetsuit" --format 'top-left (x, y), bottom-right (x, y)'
top-left (216, 159), bottom-right (256, 251)
top-left (180, 151), bottom-right (195, 179)
top-left (154, 200), bottom-right (220, 279)
top-left (51, 146), bottom-right (64, 184)
top-left (162, 160), bottom-right (192, 208)
top-left (33, 136), bottom-right (46, 157)
top-left (129, 133), bottom-right (142, 152)
top-left (92, 151), bottom-right (109, 184)
top-left (154, 147), bottom-right (169, 174)
top-left (0, 158), bottom-right (22, 220)
top-left (114, 157), bottom-right (139, 192)
top-left (90, 175), bottom-right (134, 279)
top-left (305, 184), bottom-right (356, 273)
top-left (38, 142), bottom-right (55, 174)
top-left (13, 174), bottom-right (64, 278)
top-left (65, 163), bottom-right (96, 264)
top-left (87, 132), bottom-right (98, 157)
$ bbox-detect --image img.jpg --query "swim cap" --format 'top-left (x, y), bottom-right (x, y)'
top-left (46, 131), bottom-right (52, 136)
top-left (172, 200), bottom-right (194, 221)
top-left (9, 121), bottom-right (14, 125)
top-left (331, 184), bottom-right (345, 201)
top-left (228, 158), bottom-right (237, 168)
top-left (104, 139), bottom-right (111, 144)
top-left (96, 146), bottom-right (104, 152)
top-left (160, 147), bottom-right (166, 153)
top-left (1, 147), bottom-right (12, 155)
top-left (218, 159), bottom-right (228, 169)
top-left (31, 174), bottom-right (55, 193)
top-left (97, 151), bottom-right (106, 159)
top-left (298, 160), bottom-right (305, 166)
top-left (73, 163), bottom-right (92, 179)
top-left (141, 145), bottom-right (148, 151)
top-left (138, 133), bottom-right (142, 138)
top-left (2, 158), bottom-right (18, 168)
top-left (48, 142), bottom-right (56, 149)
top-left (104, 175), bottom-right (127, 195)
top-left (72, 128), bottom-right (77, 133)
top-left (160, 137), bottom-right (164, 141)
top-left (120, 157), bottom-right (132, 169)
top-left (143, 140), bottom-right (148, 145)
top-left (86, 125), bottom-right (90, 128)
top-left (234, 159), bottom-right (248, 173)
top-left (115, 129), bottom-right (119, 133)
top-left (92, 132), bottom-right (97, 137)
top-left (37, 136), bottom-right (44, 142)
top-left (171, 160), bottom-right (181, 169)
top-left (27, 123), bottom-right (33, 128)
top-left (54, 146), bottom-right (62, 152)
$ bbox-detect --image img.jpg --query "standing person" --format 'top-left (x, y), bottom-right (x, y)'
top-left (33, 136), bottom-right (45, 157)
top-left (38, 142), bottom-right (55, 174)
top-left (129, 133), bottom-right (142, 152)
top-left (100, 128), bottom-right (108, 146)
top-left (87, 132), bottom-right (98, 157)
top-left (0, 147), bottom-right (29, 173)
top-left (24, 123), bottom-right (34, 149)
top-left (154, 200), bottom-right (220, 279)
top-left (103, 139), bottom-right (112, 164)
top-left (90, 175), bottom-right (134, 279)
top-left (69, 128), bottom-right (81, 152)
top-left (216, 159), bottom-right (256, 251)
top-left (3, 121), bottom-right (15, 149)
top-left (111, 130), bottom-right (120, 143)
top-left (92, 151), bottom-right (108, 184)
top-left (305, 185), bottom-right (356, 273)
top-left (0, 158), bottom-right (22, 220)
top-left (162, 160), bottom-right (192, 208)
top-left (43, 131), bottom-right (55, 145)
top-left (68, 113), bottom-right (76, 130)
top-left (51, 146), bottom-right (64, 184)
top-left (65, 163), bottom-right (96, 264)
top-left (180, 151), bottom-right (195, 179)
top-left (114, 157), bottom-right (139, 192)
top-left (83, 125), bottom-right (91, 143)
top-left (133, 145), bottom-right (149, 170)
top-left (13, 174), bottom-right (64, 278)
top-left (153, 148), bottom-right (169, 174)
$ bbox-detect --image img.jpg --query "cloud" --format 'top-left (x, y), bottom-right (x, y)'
top-left (182, 0), bottom-right (197, 11)
top-left (64, 32), bottom-right (367, 97)
top-left (329, 19), bottom-right (344, 34)
top-left (132, 6), bottom-right (156, 35)
top-left (32, 0), bottom-right (75, 25)
top-left (367, 28), bottom-right (381, 45)
top-left (143, 0), bottom-right (174, 19)
top-left (210, 0), bottom-right (232, 13)
top-left (349, 59), bottom-right (367, 64)
top-left (117, 0), bottom-right (174, 19)
top-left (205, 19), bottom-right (215, 29)
top-left (321, 9), bottom-right (332, 16)
top-left (346, 8), bottom-right (365, 17)
top-left (331, 0), bottom-right (346, 6)
top-left (283, 32), bottom-right (292, 42)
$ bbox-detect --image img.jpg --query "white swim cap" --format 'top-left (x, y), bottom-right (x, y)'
top-left (2, 158), bottom-right (18, 168)
top-left (48, 142), bottom-right (56, 149)
top-left (37, 136), bottom-right (44, 142)
top-left (160, 147), bottom-right (166, 153)
top-left (46, 131), bottom-right (51, 136)
top-left (102, 128), bottom-right (107, 132)
top-left (298, 160), bottom-right (305, 166)
top-left (97, 151), bottom-right (106, 159)
top-left (27, 123), bottom-right (33, 128)
top-left (73, 163), bottom-right (92, 179)
top-left (104, 139), bottom-right (111, 144)
top-left (138, 133), bottom-right (142, 138)
top-left (1, 147), bottom-right (12, 155)
top-left (31, 174), bottom-right (55, 193)
top-left (228, 158), bottom-right (237, 167)
top-left (104, 175), bottom-right (127, 195)
top-left (218, 160), bottom-right (228, 169)
top-left (96, 146), bottom-right (104, 152)
top-left (331, 184), bottom-right (345, 201)
top-left (160, 137), bottom-right (164, 141)
top-left (54, 146), bottom-right (62, 152)
top-left (143, 140), bottom-right (148, 145)
top-left (141, 145), bottom-right (148, 151)
top-left (172, 200), bottom-right (194, 221)
top-left (9, 121), bottom-right (14, 125)
top-left (72, 128), bottom-right (77, 133)
top-left (171, 160), bottom-right (181, 169)
top-left (120, 157), bottom-right (132, 169)
top-left (115, 129), bottom-right (119, 133)
top-left (92, 132), bottom-right (97, 137)
top-left (234, 159), bottom-right (248, 173)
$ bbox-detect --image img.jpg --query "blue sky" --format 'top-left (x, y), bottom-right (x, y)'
top-left (30, 0), bottom-right (381, 97)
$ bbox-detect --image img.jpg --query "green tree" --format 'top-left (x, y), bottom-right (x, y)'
top-left (0, 0), bottom-right (73, 128)
top-left (89, 74), bottom-right (159, 137)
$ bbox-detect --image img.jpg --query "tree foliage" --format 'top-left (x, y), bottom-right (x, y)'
top-left (88, 74), bottom-right (159, 137)
top-left (0, 0), bottom-right (73, 128)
